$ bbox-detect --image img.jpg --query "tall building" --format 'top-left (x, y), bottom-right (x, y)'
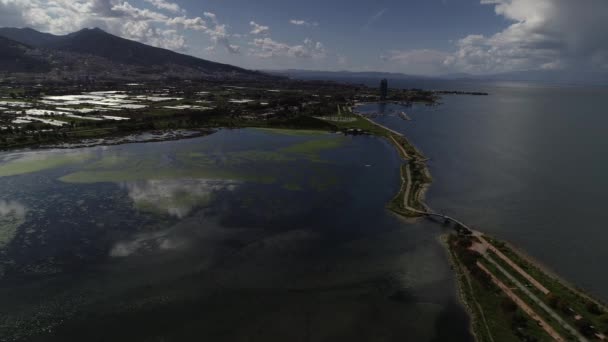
top-left (380, 79), bottom-right (388, 100)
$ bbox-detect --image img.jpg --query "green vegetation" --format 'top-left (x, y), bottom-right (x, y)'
top-left (252, 127), bottom-right (329, 136)
top-left (59, 168), bottom-right (275, 184)
top-left (0, 152), bottom-right (92, 177)
top-left (447, 234), bottom-right (557, 342)
top-left (486, 237), bottom-right (608, 338)
top-left (483, 250), bottom-right (579, 340)
top-left (279, 137), bottom-right (347, 160)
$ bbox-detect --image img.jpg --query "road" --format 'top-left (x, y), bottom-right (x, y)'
top-left (357, 113), bottom-right (405, 137)
top-left (484, 255), bottom-right (588, 342)
top-left (477, 262), bottom-right (566, 342)
top-left (478, 235), bottom-right (550, 295)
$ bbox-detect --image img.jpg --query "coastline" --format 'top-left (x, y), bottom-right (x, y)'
top-left (3, 98), bottom-right (606, 341)
top-left (440, 233), bottom-right (490, 342)
top-left (357, 105), bottom-right (608, 341)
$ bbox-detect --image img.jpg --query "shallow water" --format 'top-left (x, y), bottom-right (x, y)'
top-left (359, 82), bottom-right (608, 302)
top-left (0, 128), bottom-right (472, 341)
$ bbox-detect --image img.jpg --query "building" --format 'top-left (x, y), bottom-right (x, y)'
top-left (380, 79), bottom-right (388, 101)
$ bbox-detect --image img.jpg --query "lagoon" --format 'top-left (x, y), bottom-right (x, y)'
top-left (0, 128), bottom-right (472, 341)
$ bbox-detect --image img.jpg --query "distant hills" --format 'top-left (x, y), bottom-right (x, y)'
top-left (0, 27), bottom-right (270, 81)
top-left (0, 35), bottom-right (51, 73)
top-left (270, 69), bottom-right (608, 87)
top-left (267, 69), bottom-right (432, 81)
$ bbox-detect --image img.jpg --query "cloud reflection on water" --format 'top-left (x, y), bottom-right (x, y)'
top-left (121, 178), bottom-right (240, 219)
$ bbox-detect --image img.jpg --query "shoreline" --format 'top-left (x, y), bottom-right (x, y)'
top-left (2, 101), bottom-right (606, 340)
top-left (356, 103), bottom-right (608, 341)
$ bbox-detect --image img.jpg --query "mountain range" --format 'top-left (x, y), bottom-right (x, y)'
top-left (0, 27), bottom-right (268, 81)
top-left (269, 69), bottom-right (608, 87)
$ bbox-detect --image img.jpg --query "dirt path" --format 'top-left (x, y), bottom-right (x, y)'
top-left (389, 135), bottom-right (410, 159)
top-left (477, 262), bottom-right (566, 342)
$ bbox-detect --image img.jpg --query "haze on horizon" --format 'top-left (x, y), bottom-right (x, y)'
top-left (1, 0), bottom-right (607, 77)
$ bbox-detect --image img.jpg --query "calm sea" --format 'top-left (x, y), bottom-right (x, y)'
top-left (359, 79), bottom-right (608, 301)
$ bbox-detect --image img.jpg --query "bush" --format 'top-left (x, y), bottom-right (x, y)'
top-left (587, 302), bottom-right (604, 315)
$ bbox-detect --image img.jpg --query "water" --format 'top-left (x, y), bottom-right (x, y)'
top-left (359, 81), bottom-right (608, 302)
top-left (0, 128), bottom-right (472, 341)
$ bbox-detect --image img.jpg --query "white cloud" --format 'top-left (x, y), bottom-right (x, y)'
top-left (143, 0), bottom-right (182, 14)
top-left (166, 16), bottom-right (207, 31)
top-left (249, 21), bottom-right (269, 35)
top-left (381, 49), bottom-right (450, 75)
top-left (121, 21), bottom-right (186, 50)
top-left (289, 19), bottom-right (318, 27)
top-left (0, 1), bottom-right (242, 55)
top-left (250, 37), bottom-right (326, 59)
top-left (206, 22), bottom-right (241, 54)
top-left (445, 0), bottom-right (608, 74)
top-left (363, 8), bottom-right (387, 30)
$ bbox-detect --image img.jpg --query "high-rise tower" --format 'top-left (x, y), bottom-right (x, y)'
top-left (380, 79), bottom-right (388, 101)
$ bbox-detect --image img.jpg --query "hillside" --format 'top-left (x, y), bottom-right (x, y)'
top-left (0, 27), bottom-right (270, 80)
top-left (0, 35), bottom-right (50, 72)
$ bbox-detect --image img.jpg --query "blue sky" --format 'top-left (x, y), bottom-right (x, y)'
top-left (1, 0), bottom-right (608, 75)
top-left (164, 0), bottom-right (509, 72)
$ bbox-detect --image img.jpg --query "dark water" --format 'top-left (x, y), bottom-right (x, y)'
top-left (0, 128), bottom-right (472, 341)
top-left (360, 82), bottom-right (608, 302)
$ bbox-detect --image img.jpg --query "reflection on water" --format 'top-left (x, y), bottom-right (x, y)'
top-left (0, 128), bottom-right (472, 341)
top-left (0, 200), bottom-right (27, 249)
top-left (121, 179), bottom-right (240, 218)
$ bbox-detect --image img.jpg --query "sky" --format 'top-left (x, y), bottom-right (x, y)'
top-left (1, 0), bottom-right (608, 76)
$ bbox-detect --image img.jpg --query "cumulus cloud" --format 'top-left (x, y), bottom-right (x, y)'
top-left (249, 21), bottom-right (269, 35)
top-left (143, 0), bottom-right (182, 14)
top-left (444, 0), bottom-right (608, 73)
top-left (206, 20), bottom-right (241, 54)
top-left (0, 0), bottom-right (241, 54)
top-left (250, 37), bottom-right (326, 59)
top-left (120, 21), bottom-right (186, 50)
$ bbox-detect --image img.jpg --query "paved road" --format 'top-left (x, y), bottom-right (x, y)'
top-left (357, 113), bottom-right (405, 137)
top-left (477, 261), bottom-right (565, 341)
top-left (479, 235), bottom-right (551, 295)
top-left (484, 255), bottom-right (588, 342)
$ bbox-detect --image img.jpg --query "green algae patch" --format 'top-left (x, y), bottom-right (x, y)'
top-left (59, 168), bottom-right (275, 184)
top-left (84, 155), bottom-right (129, 169)
top-left (280, 137), bottom-right (347, 160)
top-left (252, 128), bottom-right (330, 137)
top-left (0, 152), bottom-right (92, 177)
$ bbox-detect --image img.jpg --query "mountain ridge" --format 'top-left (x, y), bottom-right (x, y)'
top-left (0, 27), bottom-right (272, 81)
